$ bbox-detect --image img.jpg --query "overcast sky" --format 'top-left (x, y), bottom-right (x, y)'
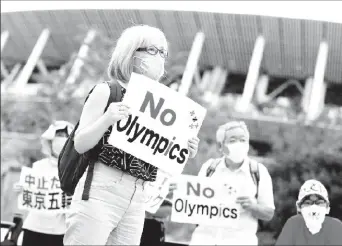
top-left (1, 1), bottom-right (342, 24)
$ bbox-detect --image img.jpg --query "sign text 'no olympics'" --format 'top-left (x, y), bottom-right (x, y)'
top-left (171, 176), bottom-right (240, 224)
top-left (140, 91), bottom-right (177, 127)
top-left (108, 72), bottom-right (207, 176)
top-left (187, 181), bottom-right (215, 199)
top-left (115, 86), bottom-right (189, 165)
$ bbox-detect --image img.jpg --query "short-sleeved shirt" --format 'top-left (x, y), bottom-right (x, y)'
top-left (191, 156), bottom-right (275, 245)
top-left (97, 84), bottom-right (158, 182)
top-left (275, 214), bottom-right (342, 245)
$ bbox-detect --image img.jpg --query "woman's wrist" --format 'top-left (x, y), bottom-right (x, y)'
top-left (100, 114), bottom-right (114, 129)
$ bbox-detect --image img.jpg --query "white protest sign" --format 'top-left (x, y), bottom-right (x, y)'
top-left (17, 167), bottom-right (72, 213)
top-left (171, 175), bottom-right (241, 227)
top-left (108, 73), bottom-right (207, 176)
top-left (145, 170), bottom-right (171, 213)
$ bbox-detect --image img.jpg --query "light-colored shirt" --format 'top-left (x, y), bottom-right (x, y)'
top-left (190, 156), bottom-right (275, 245)
top-left (22, 158), bottom-right (67, 235)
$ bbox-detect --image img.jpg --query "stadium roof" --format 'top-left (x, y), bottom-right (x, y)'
top-left (2, 1), bottom-right (342, 24)
top-left (1, 1), bottom-right (342, 83)
top-left (1, 1), bottom-right (342, 23)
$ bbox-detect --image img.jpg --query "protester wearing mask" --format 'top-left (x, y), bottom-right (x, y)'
top-left (276, 179), bottom-right (342, 245)
top-left (183, 121), bottom-right (275, 245)
top-left (13, 121), bottom-right (74, 246)
top-left (63, 25), bottom-right (199, 246)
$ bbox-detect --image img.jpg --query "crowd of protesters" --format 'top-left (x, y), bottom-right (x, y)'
top-left (2, 24), bottom-right (342, 246)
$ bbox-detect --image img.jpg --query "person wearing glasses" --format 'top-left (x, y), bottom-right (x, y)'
top-left (63, 25), bottom-right (200, 246)
top-left (13, 121), bottom-right (74, 246)
top-left (275, 179), bottom-right (342, 245)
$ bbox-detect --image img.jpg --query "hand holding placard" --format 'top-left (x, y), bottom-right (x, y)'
top-left (171, 175), bottom-right (241, 228)
top-left (108, 73), bottom-right (207, 176)
top-left (103, 102), bottom-right (130, 126)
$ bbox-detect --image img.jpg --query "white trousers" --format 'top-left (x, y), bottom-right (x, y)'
top-left (63, 162), bottom-right (147, 245)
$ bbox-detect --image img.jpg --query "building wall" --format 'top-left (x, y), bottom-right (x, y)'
top-left (1, 9), bottom-right (342, 83)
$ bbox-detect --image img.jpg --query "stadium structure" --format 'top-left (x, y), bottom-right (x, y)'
top-left (1, 8), bottom-right (342, 156)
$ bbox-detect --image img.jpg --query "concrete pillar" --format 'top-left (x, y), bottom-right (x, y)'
top-left (235, 36), bottom-right (265, 112)
top-left (1, 31), bottom-right (10, 52)
top-left (66, 29), bottom-right (97, 85)
top-left (306, 41), bottom-right (329, 121)
top-left (12, 29), bottom-right (50, 91)
top-left (178, 32), bottom-right (205, 95)
top-left (255, 74), bottom-right (270, 104)
top-left (302, 77), bottom-right (313, 113)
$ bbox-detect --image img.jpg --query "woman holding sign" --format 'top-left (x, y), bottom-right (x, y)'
top-left (63, 24), bottom-right (199, 246)
top-left (13, 121), bottom-right (74, 246)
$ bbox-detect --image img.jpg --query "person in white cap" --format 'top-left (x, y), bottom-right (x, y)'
top-left (171, 120), bottom-right (274, 245)
top-left (13, 120), bottom-right (74, 246)
top-left (276, 179), bottom-right (342, 245)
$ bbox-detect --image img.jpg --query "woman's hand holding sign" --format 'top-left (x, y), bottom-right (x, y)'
top-left (188, 137), bottom-right (200, 159)
top-left (104, 103), bottom-right (131, 126)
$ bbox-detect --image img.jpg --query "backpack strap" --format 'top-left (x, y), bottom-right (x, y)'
top-left (81, 80), bottom-right (122, 201)
top-left (104, 80), bottom-right (123, 111)
top-left (249, 159), bottom-right (260, 199)
top-left (206, 158), bottom-right (221, 177)
top-left (195, 158), bottom-right (220, 228)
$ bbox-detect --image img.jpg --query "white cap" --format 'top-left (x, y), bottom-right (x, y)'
top-left (41, 120), bottom-right (74, 140)
top-left (40, 120), bottom-right (75, 157)
top-left (297, 179), bottom-right (329, 204)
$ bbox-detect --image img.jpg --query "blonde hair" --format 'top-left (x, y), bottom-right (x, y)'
top-left (107, 25), bottom-right (167, 83)
top-left (216, 121), bottom-right (250, 146)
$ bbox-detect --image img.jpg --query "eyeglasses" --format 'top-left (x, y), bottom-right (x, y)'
top-left (136, 46), bottom-right (168, 58)
top-left (301, 199), bottom-right (327, 207)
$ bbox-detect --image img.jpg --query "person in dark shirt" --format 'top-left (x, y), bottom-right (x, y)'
top-left (140, 199), bottom-right (172, 246)
top-left (276, 179), bottom-right (342, 245)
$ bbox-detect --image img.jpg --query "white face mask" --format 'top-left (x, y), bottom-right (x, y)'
top-left (301, 205), bottom-right (327, 234)
top-left (225, 142), bottom-right (249, 163)
top-left (52, 137), bottom-right (67, 157)
top-left (133, 56), bottom-right (164, 81)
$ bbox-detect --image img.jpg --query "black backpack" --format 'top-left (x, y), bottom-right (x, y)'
top-left (58, 81), bottom-right (122, 200)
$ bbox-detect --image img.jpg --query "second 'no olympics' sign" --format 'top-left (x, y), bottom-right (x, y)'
top-left (171, 175), bottom-right (241, 227)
